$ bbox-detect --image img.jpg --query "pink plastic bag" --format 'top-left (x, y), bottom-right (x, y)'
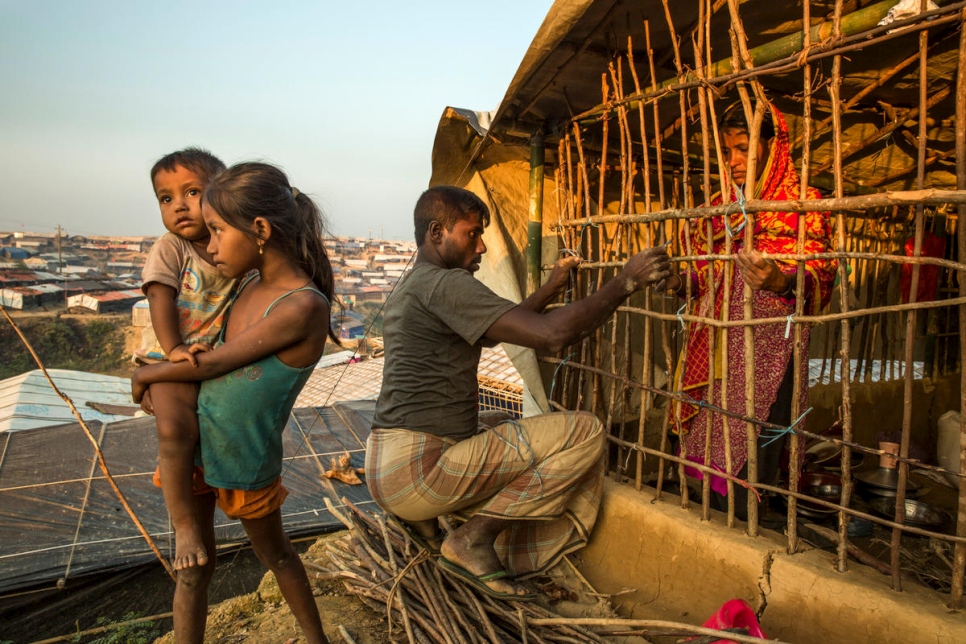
top-left (700, 599), bottom-right (766, 642)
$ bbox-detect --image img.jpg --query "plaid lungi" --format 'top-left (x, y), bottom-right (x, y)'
top-left (365, 411), bottom-right (605, 577)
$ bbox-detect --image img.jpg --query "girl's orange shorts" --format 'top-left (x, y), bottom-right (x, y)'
top-left (152, 466), bottom-right (288, 520)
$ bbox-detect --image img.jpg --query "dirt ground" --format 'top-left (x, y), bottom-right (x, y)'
top-left (150, 532), bottom-right (638, 644)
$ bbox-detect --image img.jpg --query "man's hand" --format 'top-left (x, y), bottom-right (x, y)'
top-left (735, 249), bottom-right (791, 293)
top-left (620, 246), bottom-right (671, 293)
top-left (167, 342), bottom-right (211, 366)
top-left (545, 255), bottom-right (581, 295)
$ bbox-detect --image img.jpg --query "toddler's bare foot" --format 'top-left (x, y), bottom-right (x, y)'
top-left (173, 526), bottom-right (209, 571)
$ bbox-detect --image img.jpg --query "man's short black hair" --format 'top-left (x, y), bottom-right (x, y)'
top-left (414, 186), bottom-right (490, 244)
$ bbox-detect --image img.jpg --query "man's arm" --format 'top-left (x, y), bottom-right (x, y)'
top-left (484, 246), bottom-right (670, 353)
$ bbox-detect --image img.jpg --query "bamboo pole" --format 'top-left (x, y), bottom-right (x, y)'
top-left (645, 21), bottom-right (667, 209)
top-left (628, 36), bottom-right (655, 492)
top-left (787, 0), bottom-right (813, 554)
top-left (572, 122), bottom-right (592, 412)
top-left (951, 5), bottom-right (966, 610)
top-left (692, 0), bottom-right (718, 522)
top-left (557, 135), bottom-right (575, 410)
top-left (527, 132), bottom-right (545, 297)
top-left (891, 10), bottom-right (932, 591)
top-left (551, 286), bottom-right (966, 325)
top-left (725, 0), bottom-right (768, 534)
top-left (581, 250), bottom-right (962, 271)
top-left (826, 0), bottom-right (857, 575)
top-left (0, 306), bottom-right (175, 582)
top-left (603, 61), bottom-right (626, 478)
top-left (591, 73), bottom-right (609, 451)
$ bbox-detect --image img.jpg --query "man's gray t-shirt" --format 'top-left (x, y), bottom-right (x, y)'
top-left (372, 262), bottom-right (517, 440)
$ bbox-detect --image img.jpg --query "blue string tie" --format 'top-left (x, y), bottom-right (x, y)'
top-left (724, 187), bottom-right (750, 239)
top-left (548, 352), bottom-right (575, 403)
top-left (760, 407), bottom-right (813, 447)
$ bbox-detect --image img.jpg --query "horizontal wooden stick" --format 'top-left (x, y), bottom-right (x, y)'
top-left (525, 617), bottom-right (771, 643)
top-left (545, 293), bottom-right (966, 327)
top-left (554, 189), bottom-right (966, 229)
top-left (580, 252), bottom-right (966, 274)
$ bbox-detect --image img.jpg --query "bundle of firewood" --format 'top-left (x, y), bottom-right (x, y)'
top-left (307, 499), bottom-right (608, 643)
top-left (307, 498), bottom-right (771, 644)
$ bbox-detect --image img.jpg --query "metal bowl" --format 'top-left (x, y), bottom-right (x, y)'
top-left (869, 498), bottom-right (951, 528)
top-left (855, 467), bottom-right (920, 497)
top-left (781, 493), bottom-right (837, 519)
top-left (804, 441), bottom-right (864, 472)
top-left (800, 472), bottom-right (842, 499)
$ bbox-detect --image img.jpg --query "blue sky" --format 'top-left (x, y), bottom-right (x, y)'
top-left (0, 1), bottom-right (553, 240)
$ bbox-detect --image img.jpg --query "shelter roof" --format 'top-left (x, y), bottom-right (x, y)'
top-left (0, 401), bottom-right (376, 593)
top-left (0, 369), bottom-right (137, 433)
top-left (85, 288), bottom-right (143, 302)
top-left (477, 0), bottom-right (960, 193)
top-left (296, 344), bottom-right (525, 408)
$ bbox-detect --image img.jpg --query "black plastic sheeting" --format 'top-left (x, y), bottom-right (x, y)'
top-left (0, 400), bottom-right (376, 594)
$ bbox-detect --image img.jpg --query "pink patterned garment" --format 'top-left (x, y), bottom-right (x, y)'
top-left (679, 277), bottom-right (810, 496)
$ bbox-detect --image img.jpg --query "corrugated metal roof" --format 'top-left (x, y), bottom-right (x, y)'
top-left (297, 358), bottom-right (384, 407)
top-left (0, 271), bottom-right (41, 283)
top-left (12, 283), bottom-right (63, 295)
top-left (297, 344), bottom-right (525, 408)
top-left (89, 289), bottom-right (143, 302)
top-left (0, 369), bottom-right (138, 432)
top-left (479, 345), bottom-right (524, 386)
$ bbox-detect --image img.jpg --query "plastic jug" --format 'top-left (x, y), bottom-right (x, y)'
top-left (937, 410), bottom-right (961, 487)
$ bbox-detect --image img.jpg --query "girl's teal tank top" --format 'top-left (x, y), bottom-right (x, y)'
top-left (196, 275), bottom-right (328, 490)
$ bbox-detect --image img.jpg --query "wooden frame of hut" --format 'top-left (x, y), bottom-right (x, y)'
top-left (431, 0), bottom-right (966, 614)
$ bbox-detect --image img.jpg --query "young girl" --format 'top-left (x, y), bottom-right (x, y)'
top-left (132, 162), bottom-right (337, 644)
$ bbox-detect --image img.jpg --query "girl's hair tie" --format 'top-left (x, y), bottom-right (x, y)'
top-left (291, 187), bottom-right (301, 199)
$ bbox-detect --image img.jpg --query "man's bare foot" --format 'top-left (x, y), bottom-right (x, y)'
top-left (173, 526), bottom-right (209, 571)
top-left (399, 518), bottom-right (443, 554)
top-left (438, 517), bottom-right (533, 598)
top-left (403, 518), bottom-right (440, 540)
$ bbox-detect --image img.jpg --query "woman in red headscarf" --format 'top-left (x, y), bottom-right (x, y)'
top-left (665, 101), bottom-right (837, 518)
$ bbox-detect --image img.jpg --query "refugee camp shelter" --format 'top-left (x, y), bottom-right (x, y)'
top-left (431, 0), bottom-right (966, 640)
top-left (0, 369), bottom-right (137, 432)
top-left (67, 288), bottom-right (143, 313)
top-left (0, 284), bottom-right (64, 310)
top-left (131, 297), bottom-right (150, 326)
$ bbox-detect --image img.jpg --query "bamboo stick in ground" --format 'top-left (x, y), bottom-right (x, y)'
top-left (0, 307), bottom-right (175, 582)
top-left (338, 625), bottom-right (358, 644)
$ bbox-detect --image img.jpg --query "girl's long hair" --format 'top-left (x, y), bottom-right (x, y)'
top-left (204, 162), bottom-right (338, 343)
